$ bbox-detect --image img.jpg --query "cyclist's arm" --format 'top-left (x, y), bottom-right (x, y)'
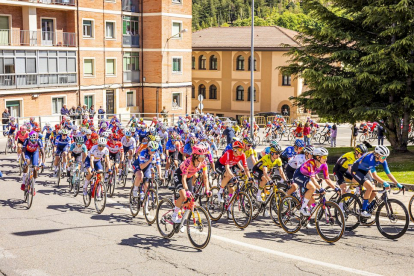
top-left (278, 167), bottom-right (287, 181)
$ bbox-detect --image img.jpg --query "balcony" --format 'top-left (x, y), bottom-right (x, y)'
top-left (122, 35), bottom-right (139, 47)
top-left (0, 30), bottom-right (76, 47)
top-left (122, 0), bottom-right (139, 12)
top-left (123, 71), bottom-right (139, 82)
top-left (7, 0), bottom-right (76, 6)
top-left (0, 74), bottom-right (77, 90)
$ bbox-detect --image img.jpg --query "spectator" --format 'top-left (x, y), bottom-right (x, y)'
top-left (351, 124), bottom-right (358, 147)
top-left (2, 108), bottom-right (10, 136)
top-left (60, 104), bottom-right (69, 118)
top-left (89, 105), bottom-right (96, 120)
top-left (331, 124), bottom-right (337, 147)
top-left (69, 106), bottom-right (77, 124)
top-left (283, 108), bottom-right (289, 116)
top-left (160, 106), bottom-right (168, 123)
top-left (295, 122), bottom-right (303, 138)
top-left (81, 105), bottom-right (88, 115)
top-left (303, 122), bottom-right (311, 146)
top-left (76, 106), bottom-right (83, 121)
top-left (377, 125), bottom-right (385, 145)
top-left (98, 106), bottom-right (105, 120)
top-left (222, 122), bottom-right (235, 145)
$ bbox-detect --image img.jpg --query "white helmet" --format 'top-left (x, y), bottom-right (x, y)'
top-left (72, 125), bottom-right (78, 131)
top-left (45, 122), bottom-right (50, 126)
top-left (313, 147), bottom-right (329, 156)
top-left (85, 129), bottom-right (92, 135)
top-left (98, 137), bottom-right (107, 146)
top-left (375, 145), bottom-right (390, 157)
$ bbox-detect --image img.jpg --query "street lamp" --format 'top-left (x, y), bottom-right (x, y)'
top-left (162, 28), bottom-right (188, 56)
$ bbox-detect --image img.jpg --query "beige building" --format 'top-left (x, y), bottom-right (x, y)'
top-left (191, 26), bottom-right (308, 122)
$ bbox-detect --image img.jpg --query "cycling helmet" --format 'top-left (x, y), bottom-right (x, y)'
top-left (198, 133), bottom-right (208, 140)
top-left (97, 137), bottom-right (107, 146)
top-left (85, 129), bottom-right (92, 135)
top-left (91, 133), bottom-right (99, 140)
top-left (294, 139), bottom-right (305, 148)
top-left (72, 125), bottom-right (78, 131)
top-left (147, 135), bottom-right (156, 141)
top-left (113, 133), bottom-right (120, 140)
top-left (192, 144), bottom-right (209, 155)
top-left (35, 127), bottom-right (41, 132)
top-left (304, 146), bottom-right (314, 154)
top-left (232, 140), bottom-right (244, 149)
top-left (153, 117), bottom-right (157, 121)
top-left (313, 147), bottom-right (329, 157)
top-left (270, 140), bottom-right (279, 147)
top-left (139, 118), bottom-right (143, 122)
top-left (270, 144), bottom-right (282, 153)
top-left (355, 144), bottom-right (368, 154)
top-left (30, 117), bottom-right (35, 121)
top-left (148, 141), bottom-right (158, 150)
top-left (61, 129), bottom-right (69, 135)
top-left (10, 117), bottom-right (15, 122)
top-left (199, 141), bottom-right (210, 149)
top-left (129, 127), bottom-right (136, 133)
top-left (243, 137), bottom-right (253, 145)
top-left (20, 126), bottom-right (27, 132)
top-left (149, 126), bottom-right (156, 134)
top-left (125, 131), bottom-right (131, 137)
top-left (80, 127), bottom-right (86, 133)
top-left (374, 145), bottom-right (390, 157)
top-left (29, 132), bottom-right (37, 142)
top-left (75, 136), bottom-right (84, 144)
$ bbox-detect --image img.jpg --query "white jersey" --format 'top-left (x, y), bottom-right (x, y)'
top-left (288, 154), bottom-right (307, 169)
top-left (158, 131), bottom-right (168, 141)
top-left (121, 136), bottom-right (136, 147)
top-left (88, 145), bottom-right (109, 160)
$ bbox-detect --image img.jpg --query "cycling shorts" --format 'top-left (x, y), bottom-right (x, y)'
top-left (25, 150), bottom-right (40, 167)
top-left (17, 139), bottom-right (24, 146)
top-left (214, 160), bottom-right (237, 175)
top-left (292, 169), bottom-right (310, 194)
top-left (8, 129), bottom-right (16, 135)
top-left (56, 146), bottom-right (69, 156)
top-left (173, 167), bottom-right (194, 193)
top-left (351, 163), bottom-right (373, 185)
top-left (109, 152), bottom-right (121, 164)
top-left (45, 133), bottom-right (51, 140)
top-left (71, 152), bottom-right (83, 164)
top-left (123, 145), bottom-right (134, 153)
top-left (333, 167), bottom-right (352, 185)
top-left (132, 159), bottom-right (153, 178)
top-left (84, 156), bottom-right (103, 171)
top-left (285, 164), bottom-right (296, 180)
top-left (252, 166), bottom-right (264, 180)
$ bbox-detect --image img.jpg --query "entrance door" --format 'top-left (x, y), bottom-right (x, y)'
top-left (0, 16), bottom-right (9, 45)
top-left (6, 101), bottom-right (20, 118)
top-left (106, 90), bottom-right (115, 115)
top-left (41, 19), bottom-right (54, 46)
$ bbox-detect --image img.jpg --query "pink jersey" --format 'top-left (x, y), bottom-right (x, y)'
top-left (299, 159), bottom-right (329, 179)
top-left (15, 131), bottom-right (29, 142)
top-left (179, 156), bottom-right (207, 178)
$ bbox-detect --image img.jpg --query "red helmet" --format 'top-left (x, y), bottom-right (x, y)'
top-left (192, 144), bottom-right (209, 155)
top-left (232, 141), bottom-right (245, 149)
top-left (34, 122), bottom-right (39, 127)
top-left (91, 133), bottom-right (99, 140)
top-left (55, 124), bottom-right (61, 130)
top-left (35, 127), bottom-right (41, 132)
top-left (112, 133), bottom-right (119, 140)
top-left (20, 126), bottom-right (27, 132)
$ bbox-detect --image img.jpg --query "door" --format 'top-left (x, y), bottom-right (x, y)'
top-left (106, 90), bottom-right (115, 115)
top-left (41, 19), bottom-right (54, 46)
top-left (6, 101), bottom-right (20, 118)
top-left (0, 16), bottom-right (9, 45)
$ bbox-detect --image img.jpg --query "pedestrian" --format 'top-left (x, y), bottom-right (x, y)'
top-left (89, 105), bottom-right (96, 120)
top-left (331, 124), bottom-right (337, 147)
top-left (303, 122), bottom-right (311, 146)
top-left (377, 125), bottom-right (385, 145)
top-left (60, 104), bottom-right (69, 121)
top-left (98, 106), bottom-right (105, 120)
top-left (222, 121), bottom-right (235, 145)
top-left (351, 123), bottom-right (358, 147)
top-left (2, 108), bottom-right (10, 136)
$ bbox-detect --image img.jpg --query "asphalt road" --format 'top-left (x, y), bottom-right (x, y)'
top-left (1, 134), bottom-right (413, 276)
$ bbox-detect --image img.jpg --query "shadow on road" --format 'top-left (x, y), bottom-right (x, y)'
top-left (0, 198), bottom-right (27, 210)
top-left (119, 234), bottom-right (201, 253)
top-left (11, 223), bottom-right (123, 237)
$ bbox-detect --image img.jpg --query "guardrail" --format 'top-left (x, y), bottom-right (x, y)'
top-left (0, 30), bottom-right (76, 47)
top-left (239, 115), bottom-right (291, 126)
top-left (7, 0), bottom-right (76, 6)
top-left (0, 73), bottom-right (77, 90)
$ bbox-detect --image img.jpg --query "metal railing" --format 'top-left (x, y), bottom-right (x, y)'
top-left (0, 73), bottom-right (77, 90)
top-left (0, 30), bottom-right (76, 47)
top-left (123, 71), bottom-right (140, 82)
top-left (122, 35), bottom-right (139, 47)
top-left (8, 0), bottom-right (76, 6)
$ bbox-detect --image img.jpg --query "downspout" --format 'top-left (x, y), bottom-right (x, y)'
top-left (103, 0), bottom-right (106, 110)
top-left (76, 0), bottom-right (81, 106)
top-left (140, 0), bottom-right (144, 113)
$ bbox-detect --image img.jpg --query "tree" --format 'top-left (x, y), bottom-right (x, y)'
top-left (280, 0), bottom-right (414, 152)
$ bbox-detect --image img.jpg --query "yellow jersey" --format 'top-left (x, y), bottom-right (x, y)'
top-left (255, 155), bottom-right (282, 171)
top-left (336, 151), bottom-right (357, 170)
top-left (232, 125), bottom-right (241, 133)
top-left (244, 148), bottom-right (257, 159)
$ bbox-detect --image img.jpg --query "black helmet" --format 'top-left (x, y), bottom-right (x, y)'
top-left (355, 144), bottom-right (368, 154)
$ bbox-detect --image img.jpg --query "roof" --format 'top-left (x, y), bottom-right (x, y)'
top-left (192, 26), bottom-right (301, 51)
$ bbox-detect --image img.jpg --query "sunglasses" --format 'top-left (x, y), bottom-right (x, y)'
top-left (234, 148), bottom-right (243, 152)
top-left (320, 156), bottom-right (328, 160)
top-left (98, 145), bottom-right (104, 148)
top-left (246, 145), bottom-right (252, 148)
top-left (380, 156), bottom-right (387, 160)
top-left (271, 152), bottom-right (280, 155)
top-left (150, 148), bottom-right (157, 152)
top-left (76, 143), bottom-right (83, 146)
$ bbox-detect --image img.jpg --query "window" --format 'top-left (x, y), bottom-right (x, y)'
top-left (105, 21), bottom-right (115, 39)
top-left (172, 57), bottom-right (182, 73)
top-left (106, 59), bottom-right (116, 76)
top-left (172, 92), bottom-right (182, 109)
top-left (281, 104), bottom-right (290, 116)
top-left (127, 91), bottom-right (135, 107)
top-left (192, 85), bottom-right (195, 98)
top-left (52, 97), bottom-right (64, 114)
top-left (83, 58), bottom-right (94, 76)
top-left (199, 55), bottom-right (206, 70)
top-left (248, 57), bottom-right (257, 71)
top-left (236, 55), bottom-right (244, 70)
top-left (209, 85), bottom-right (217, 99)
top-left (198, 84), bottom-right (206, 98)
top-left (172, 0), bottom-right (182, 3)
top-left (83, 20), bottom-right (94, 38)
top-left (236, 86), bottom-right (244, 101)
top-left (282, 75), bottom-right (291, 86)
top-left (210, 55), bottom-right (217, 70)
top-left (84, 95), bottom-right (93, 109)
top-left (192, 56), bottom-right (195, 69)
top-left (248, 87), bottom-right (257, 102)
top-left (172, 22), bottom-right (182, 38)
top-left (123, 16), bottom-right (139, 35)
top-left (123, 52), bottom-right (139, 71)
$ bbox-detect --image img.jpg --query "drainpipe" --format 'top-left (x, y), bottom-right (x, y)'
top-left (140, 0), bottom-right (144, 113)
top-left (76, 0), bottom-right (81, 106)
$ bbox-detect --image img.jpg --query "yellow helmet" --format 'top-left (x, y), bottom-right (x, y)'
top-left (147, 135), bottom-right (156, 141)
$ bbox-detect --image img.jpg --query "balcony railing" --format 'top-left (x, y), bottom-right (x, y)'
top-left (8, 0), bottom-right (76, 6)
top-left (0, 74), bottom-right (77, 90)
top-left (0, 30), bottom-right (77, 47)
top-left (122, 0), bottom-right (139, 12)
top-left (122, 35), bottom-right (139, 47)
top-left (123, 71), bottom-right (140, 82)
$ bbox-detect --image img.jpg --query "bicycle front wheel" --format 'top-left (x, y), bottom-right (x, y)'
top-left (187, 206), bottom-right (211, 249)
top-left (375, 199), bottom-right (409, 240)
top-left (269, 191), bottom-right (284, 226)
top-left (94, 182), bottom-right (107, 214)
top-left (206, 186), bottom-right (224, 221)
top-left (156, 199), bottom-right (175, 239)
top-left (129, 185), bottom-right (140, 217)
top-left (337, 193), bottom-right (361, 231)
top-left (409, 195), bottom-right (414, 222)
top-left (26, 180), bottom-right (34, 209)
top-left (278, 196), bottom-right (301, 234)
top-left (107, 174), bottom-right (116, 197)
top-left (144, 188), bottom-right (158, 225)
top-left (57, 165), bottom-right (61, 187)
top-left (315, 201), bottom-right (345, 243)
top-left (231, 191), bottom-right (252, 229)
top-left (83, 183), bottom-right (91, 207)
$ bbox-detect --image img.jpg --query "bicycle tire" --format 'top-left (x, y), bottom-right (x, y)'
top-left (187, 206), bottom-right (211, 249)
top-left (358, 134), bottom-right (366, 143)
top-left (83, 183), bottom-right (92, 207)
top-left (19, 159), bottom-right (22, 176)
top-left (409, 195), bottom-right (414, 222)
top-left (107, 174), bottom-right (115, 198)
top-left (129, 185), bottom-right (140, 217)
top-left (156, 198), bottom-right (176, 239)
top-left (269, 191), bottom-right (284, 226)
top-left (337, 193), bottom-right (361, 231)
top-left (242, 183), bottom-right (260, 220)
top-left (206, 186), bottom-right (224, 221)
top-left (318, 135), bottom-right (326, 145)
top-left (315, 201), bottom-right (345, 243)
top-left (144, 188), bottom-right (158, 225)
top-left (94, 182), bottom-right (107, 214)
top-left (375, 199), bottom-right (409, 240)
top-left (231, 191), bottom-right (252, 229)
top-left (26, 179), bottom-right (34, 209)
top-left (73, 179), bottom-right (80, 197)
top-left (278, 195), bottom-right (301, 234)
top-left (57, 164), bottom-right (61, 187)
top-left (122, 168), bottom-right (128, 187)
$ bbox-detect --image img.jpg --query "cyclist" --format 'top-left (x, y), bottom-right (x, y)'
top-left (242, 137), bottom-right (258, 169)
top-left (107, 133), bottom-right (123, 177)
top-left (42, 122), bottom-right (53, 142)
top-left (6, 117), bottom-right (18, 139)
top-left (121, 131), bottom-right (136, 172)
top-left (285, 146), bottom-right (314, 196)
top-left (280, 139), bottom-right (305, 167)
top-left (351, 145), bottom-right (403, 218)
top-left (53, 129), bottom-right (71, 177)
top-left (85, 132), bottom-right (99, 151)
top-left (83, 137), bottom-right (110, 195)
top-left (67, 136), bottom-right (87, 177)
top-left (15, 126), bottom-right (29, 162)
top-left (171, 144), bottom-right (211, 223)
top-left (21, 131), bottom-right (45, 194)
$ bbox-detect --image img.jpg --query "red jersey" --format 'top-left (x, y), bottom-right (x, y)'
top-left (219, 149), bottom-right (247, 167)
top-left (85, 139), bottom-right (96, 151)
top-left (15, 131), bottom-right (29, 142)
top-left (107, 140), bottom-right (123, 154)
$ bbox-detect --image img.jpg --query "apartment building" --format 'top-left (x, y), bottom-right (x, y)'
top-left (0, 0), bottom-right (192, 118)
top-left (192, 26), bottom-right (307, 122)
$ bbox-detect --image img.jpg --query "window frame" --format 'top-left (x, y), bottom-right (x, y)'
top-left (282, 75), bottom-right (292, 86)
top-left (191, 85), bottom-right (195, 98)
top-left (209, 85), bottom-right (217, 99)
top-left (51, 95), bottom-right (66, 115)
top-left (105, 57), bottom-right (117, 77)
top-left (236, 55), bottom-right (244, 71)
top-left (247, 87), bottom-right (257, 102)
top-left (172, 56), bottom-right (183, 74)
top-left (172, 21), bottom-right (183, 39)
top-left (210, 55), bottom-right (218, 70)
top-left (82, 19), bottom-right (95, 39)
top-left (199, 55), bottom-right (206, 70)
top-left (236, 86), bottom-right (244, 101)
top-left (248, 56), bottom-right (257, 71)
top-left (83, 94), bottom-right (95, 109)
top-left (198, 84), bottom-right (206, 99)
top-left (192, 56), bottom-right (195, 70)
top-left (105, 20), bottom-right (116, 40)
top-left (83, 57), bottom-right (95, 77)
top-left (126, 91), bottom-right (135, 107)
top-left (172, 92), bottom-right (183, 110)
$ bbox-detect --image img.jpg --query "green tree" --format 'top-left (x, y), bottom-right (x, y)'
top-left (280, 0), bottom-right (414, 152)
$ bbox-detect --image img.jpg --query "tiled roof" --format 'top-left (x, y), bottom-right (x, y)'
top-left (192, 26), bottom-right (301, 50)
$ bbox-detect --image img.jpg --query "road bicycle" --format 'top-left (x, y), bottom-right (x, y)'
top-left (129, 176), bottom-right (159, 225)
top-left (278, 187), bottom-right (345, 243)
top-left (67, 160), bottom-right (83, 197)
top-left (118, 154), bottom-right (130, 188)
top-left (106, 161), bottom-right (118, 198)
top-left (318, 131), bottom-right (332, 145)
top-left (409, 193), bottom-right (414, 222)
top-left (55, 152), bottom-right (65, 188)
top-left (83, 171), bottom-right (107, 214)
top-left (163, 156), bottom-right (178, 187)
top-left (22, 165), bottom-right (38, 210)
top-left (5, 132), bottom-right (16, 154)
top-left (44, 139), bottom-right (53, 159)
top-left (156, 193), bottom-right (211, 249)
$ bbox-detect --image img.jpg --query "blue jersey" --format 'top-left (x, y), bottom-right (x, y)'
top-left (165, 139), bottom-right (176, 151)
top-left (139, 149), bottom-right (161, 167)
top-left (54, 135), bottom-right (72, 150)
top-left (42, 126), bottom-right (52, 134)
top-left (356, 153), bottom-right (390, 174)
top-left (281, 146), bottom-right (296, 159)
top-left (224, 143), bottom-right (233, 152)
top-left (183, 143), bottom-right (192, 155)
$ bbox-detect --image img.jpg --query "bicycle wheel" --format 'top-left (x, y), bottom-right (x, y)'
top-left (187, 206), bottom-right (211, 249)
top-left (375, 199), bottom-right (409, 240)
top-left (269, 191), bottom-right (284, 226)
top-left (83, 183), bottom-right (92, 207)
top-left (144, 188), bottom-right (158, 225)
top-left (107, 174), bottom-right (115, 197)
top-left (73, 177), bottom-right (80, 197)
top-left (26, 179), bottom-right (34, 209)
top-left (57, 164), bottom-right (61, 187)
top-left (409, 195), bottom-right (414, 222)
top-left (318, 135), bottom-right (326, 145)
top-left (94, 182), bottom-right (107, 214)
top-left (129, 185), bottom-right (140, 217)
top-left (19, 159), bottom-right (22, 176)
top-left (156, 198), bottom-right (175, 239)
top-left (206, 186), bottom-right (224, 221)
top-left (358, 134), bottom-right (366, 142)
top-left (122, 169), bottom-right (128, 187)
top-left (231, 191), bottom-right (252, 229)
top-left (278, 196), bottom-right (302, 234)
top-left (337, 193), bottom-right (361, 231)
top-left (5, 141), bottom-right (8, 155)
top-left (315, 201), bottom-right (345, 243)
top-left (244, 184), bottom-right (260, 220)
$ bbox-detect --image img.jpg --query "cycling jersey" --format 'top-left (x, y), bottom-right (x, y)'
top-left (138, 149), bottom-right (160, 168)
top-left (42, 126), bottom-right (52, 134)
top-left (281, 146), bottom-right (296, 159)
top-left (183, 143), bottom-right (192, 156)
top-left (179, 156), bottom-right (207, 178)
top-left (88, 145), bottom-right (109, 160)
top-left (299, 159), bottom-right (329, 179)
top-left (15, 131), bottom-right (28, 143)
top-left (69, 143), bottom-right (87, 154)
top-left (23, 138), bottom-right (43, 153)
top-left (85, 139), bottom-right (96, 151)
top-left (244, 148), bottom-right (257, 159)
top-left (121, 136), bottom-right (136, 148)
top-left (355, 153), bottom-right (390, 174)
top-left (219, 149), bottom-right (247, 167)
top-left (335, 152), bottom-right (356, 171)
top-left (55, 135), bottom-right (71, 149)
top-left (107, 140), bottom-right (123, 154)
top-left (287, 154), bottom-right (306, 169)
top-left (254, 155), bottom-right (282, 171)
top-left (8, 122), bottom-right (18, 131)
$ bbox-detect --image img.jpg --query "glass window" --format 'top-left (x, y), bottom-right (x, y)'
top-left (83, 20), bottom-right (93, 38)
top-left (106, 22), bottom-right (115, 39)
top-left (39, 57), bottom-right (48, 73)
top-left (236, 86), bottom-right (244, 101)
top-left (236, 55), bottom-right (244, 70)
top-left (52, 97), bottom-right (64, 114)
top-left (192, 85), bottom-right (195, 98)
top-left (84, 95), bottom-right (93, 109)
top-left (172, 57), bottom-right (182, 73)
top-left (15, 58), bottom-right (25, 73)
top-left (48, 58), bottom-right (57, 73)
top-left (172, 92), bottom-right (181, 108)
top-left (123, 52), bottom-right (139, 71)
top-left (282, 75), bottom-right (291, 86)
top-left (106, 59), bottom-right (115, 75)
top-left (127, 91), bottom-right (134, 107)
top-left (4, 58), bottom-right (14, 73)
top-left (0, 58), bottom-right (3, 74)
top-left (192, 56), bottom-right (195, 69)
top-left (210, 55), bottom-right (217, 70)
top-left (209, 85), bottom-right (217, 99)
top-left (172, 22), bottom-right (182, 38)
top-left (123, 16), bottom-right (139, 35)
top-left (84, 59), bottom-right (94, 76)
top-left (59, 57), bottom-right (67, 72)
top-left (199, 55), bottom-right (206, 70)
top-left (68, 58), bottom-right (76, 72)
top-left (26, 58), bottom-right (36, 73)
top-left (248, 57), bottom-right (257, 71)
top-left (198, 84), bottom-right (206, 98)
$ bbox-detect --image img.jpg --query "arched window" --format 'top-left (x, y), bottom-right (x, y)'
top-left (192, 85), bottom-right (195, 98)
top-left (192, 56), bottom-right (195, 69)
top-left (236, 86), bottom-right (244, 101)
top-left (247, 86), bottom-right (257, 102)
top-left (281, 104), bottom-right (290, 116)
top-left (248, 56), bottom-right (257, 71)
top-left (236, 55), bottom-right (244, 70)
top-left (210, 55), bottom-right (218, 70)
top-left (209, 85), bottom-right (217, 99)
top-left (198, 84), bottom-right (206, 98)
top-left (199, 55), bottom-right (206, 70)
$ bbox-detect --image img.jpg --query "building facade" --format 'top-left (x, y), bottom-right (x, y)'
top-left (0, 0), bottom-right (191, 118)
top-left (192, 26), bottom-right (307, 122)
